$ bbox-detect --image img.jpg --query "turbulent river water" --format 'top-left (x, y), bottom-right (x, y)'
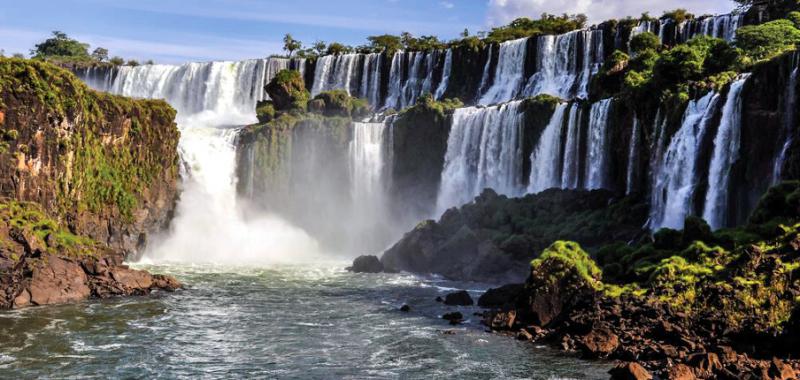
top-left (0, 263), bottom-right (610, 379)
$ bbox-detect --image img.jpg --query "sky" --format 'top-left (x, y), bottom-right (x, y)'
top-left (0, 0), bottom-right (738, 64)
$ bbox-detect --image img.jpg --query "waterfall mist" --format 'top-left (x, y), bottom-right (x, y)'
top-left (77, 60), bottom-right (323, 265)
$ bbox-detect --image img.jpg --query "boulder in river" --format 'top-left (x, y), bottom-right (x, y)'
top-left (442, 312), bottom-right (464, 325)
top-left (477, 284), bottom-right (523, 309)
top-left (347, 255), bottom-right (383, 273)
top-left (444, 290), bottom-right (473, 306)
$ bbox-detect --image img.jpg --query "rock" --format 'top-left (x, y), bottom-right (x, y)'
top-left (0, 110), bottom-right (5, 126)
top-left (523, 242), bottom-right (601, 327)
top-left (769, 358), bottom-right (796, 380)
top-left (435, 296), bottom-right (444, 303)
top-left (609, 362), bottom-right (653, 380)
top-left (152, 274), bottom-right (181, 291)
top-left (689, 352), bottom-right (722, 374)
top-left (348, 255), bottom-right (383, 273)
top-left (477, 283), bottom-right (523, 308)
top-left (579, 327), bottom-right (619, 358)
top-left (12, 289), bottom-right (30, 308)
top-left (400, 304), bottom-right (411, 312)
top-left (110, 266), bottom-right (154, 291)
top-left (666, 364), bottom-right (696, 380)
top-left (442, 312), bottom-right (464, 325)
top-left (517, 329), bottom-right (534, 341)
top-left (27, 257), bottom-right (91, 306)
top-left (444, 290), bottom-right (474, 306)
top-left (490, 310), bottom-right (517, 330)
top-left (264, 70), bottom-right (308, 111)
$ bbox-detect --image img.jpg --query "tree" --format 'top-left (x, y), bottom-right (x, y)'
top-left (367, 34), bottom-right (402, 53)
top-left (630, 32), bottom-right (660, 54)
top-left (12, 53), bottom-right (24, 59)
top-left (145, 59), bottom-right (155, 65)
top-left (400, 32), bottom-right (414, 48)
top-left (109, 56), bottom-right (125, 66)
top-left (736, 19), bottom-right (800, 61)
top-left (283, 34), bottom-right (302, 57)
top-left (312, 40), bottom-right (327, 56)
top-left (126, 60), bottom-right (140, 66)
top-left (325, 42), bottom-right (352, 56)
top-left (461, 28), bottom-right (470, 38)
top-left (31, 31), bottom-right (90, 59)
top-left (91, 47), bottom-right (109, 62)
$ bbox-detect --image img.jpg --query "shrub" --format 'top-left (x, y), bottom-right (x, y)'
top-left (630, 32), bottom-right (660, 54)
top-left (736, 20), bottom-right (800, 61)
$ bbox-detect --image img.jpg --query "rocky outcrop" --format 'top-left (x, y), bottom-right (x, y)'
top-left (381, 188), bottom-right (647, 283)
top-left (480, 185), bottom-right (800, 378)
top-left (347, 255), bottom-right (383, 273)
top-left (0, 58), bottom-right (181, 308)
top-left (443, 290), bottom-right (474, 306)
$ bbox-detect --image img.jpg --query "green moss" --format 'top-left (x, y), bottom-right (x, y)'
top-left (531, 241), bottom-right (603, 291)
top-left (0, 199), bottom-right (97, 257)
top-left (0, 57), bottom-right (179, 222)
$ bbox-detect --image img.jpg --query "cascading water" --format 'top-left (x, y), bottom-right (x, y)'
top-left (702, 75), bottom-right (750, 229)
top-left (436, 101), bottom-right (524, 212)
top-left (384, 51), bottom-right (445, 110)
top-left (77, 60), bottom-right (320, 263)
top-left (560, 103), bottom-right (582, 189)
top-left (311, 54), bottom-right (360, 97)
top-left (525, 29), bottom-right (603, 100)
top-left (773, 53), bottom-right (799, 183)
top-left (359, 53), bottom-right (383, 107)
top-left (626, 117), bottom-right (641, 195)
top-left (585, 99), bottom-right (612, 190)
top-left (477, 45), bottom-right (494, 97)
top-left (349, 121), bottom-right (393, 251)
top-left (650, 91), bottom-right (721, 230)
top-left (479, 38), bottom-right (528, 105)
top-left (434, 49), bottom-right (452, 100)
top-left (528, 103), bottom-right (568, 193)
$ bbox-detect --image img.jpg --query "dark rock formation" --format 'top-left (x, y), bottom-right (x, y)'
top-left (609, 362), bottom-right (652, 380)
top-left (442, 311), bottom-right (463, 325)
top-left (265, 69), bottom-right (309, 111)
top-left (443, 290), bottom-right (473, 306)
top-left (0, 58), bottom-right (181, 308)
top-left (477, 284), bottom-right (523, 309)
top-left (347, 255), bottom-right (383, 273)
top-left (381, 188), bottom-right (647, 283)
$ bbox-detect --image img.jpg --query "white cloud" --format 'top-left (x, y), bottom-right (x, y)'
top-left (441, 1), bottom-right (455, 9)
top-left (486, 0), bottom-right (740, 26)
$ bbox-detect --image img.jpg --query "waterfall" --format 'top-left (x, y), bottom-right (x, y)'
top-left (311, 54), bottom-right (360, 97)
top-left (626, 117), bottom-right (641, 195)
top-left (477, 45), bottom-right (494, 98)
top-left (349, 122), bottom-right (392, 249)
top-left (384, 51), bottom-right (444, 110)
top-left (585, 99), bottom-right (612, 189)
top-left (650, 91), bottom-right (721, 230)
top-left (524, 29), bottom-right (604, 100)
top-left (773, 54), bottom-right (799, 183)
top-left (358, 53), bottom-right (383, 107)
top-left (479, 38), bottom-right (528, 105)
top-left (528, 103), bottom-right (568, 193)
top-left (76, 60), bottom-right (319, 263)
top-left (702, 75), bottom-right (750, 229)
top-left (560, 103), bottom-right (583, 189)
top-left (437, 101), bottom-right (524, 212)
top-left (434, 50), bottom-right (453, 100)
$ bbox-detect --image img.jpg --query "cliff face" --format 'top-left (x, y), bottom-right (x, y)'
top-left (0, 58), bottom-right (181, 308)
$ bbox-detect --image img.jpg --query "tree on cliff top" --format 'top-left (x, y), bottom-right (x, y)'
top-left (283, 34), bottom-right (302, 57)
top-left (31, 31), bottom-right (90, 60)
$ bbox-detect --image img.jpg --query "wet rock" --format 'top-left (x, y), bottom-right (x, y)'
top-left (444, 290), bottom-right (474, 306)
top-left (12, 289), bottom-right (30, 308)
top-left (609, 362), bottom-right (653, 380)
top-left (477, 283), bottom-right (523, 309)
top-left (27, 257), bottom-right (91, 306)
top-left (579, 327), bottom-right (619, 358)
top-left (769, 358), bottom-right (796, 380)
top-left (152, 274), bottom-right (181, 291)
top-left (435, 296), bottom-right (444, 303)
top-left (489, 310), bottom-right (517, 330)
top-left (517, 328), bottom-right (534, 341)
top-left (666, 364), bottom-right (697, 380)
top-left (347, 255), bottom-right (383, 273)
top-left (400, 304), bottom-right (411, 312)
top-left (442, 312), bottom-right (464, 325)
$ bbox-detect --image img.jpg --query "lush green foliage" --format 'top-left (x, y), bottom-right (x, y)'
top-left (736, 19), bottom-right (800, 61)
top-left (629, 32), bottom-right (661, 55)
top-left (485, 14), bottom-right (587, 43)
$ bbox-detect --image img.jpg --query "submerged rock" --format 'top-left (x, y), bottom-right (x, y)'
top-left (442, 312), bottom-right (464, 325)
top-left (400, 304), bottom-right (411, 312)
top-left (609, 362), bottom-right (652, 380)
top-left (444, 290), bottom-right (474, 306)
top-left (347, 255), bottom-right (383, 273)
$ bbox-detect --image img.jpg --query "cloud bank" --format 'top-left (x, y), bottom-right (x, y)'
top-left (487, 0), bottom-right (740, 26)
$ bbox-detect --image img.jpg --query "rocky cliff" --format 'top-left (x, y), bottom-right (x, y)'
top-left (0, 58), bottom-right (181, 308)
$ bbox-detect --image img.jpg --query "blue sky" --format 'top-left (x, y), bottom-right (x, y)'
top-left (1, 0), bottom-right (737, 64)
